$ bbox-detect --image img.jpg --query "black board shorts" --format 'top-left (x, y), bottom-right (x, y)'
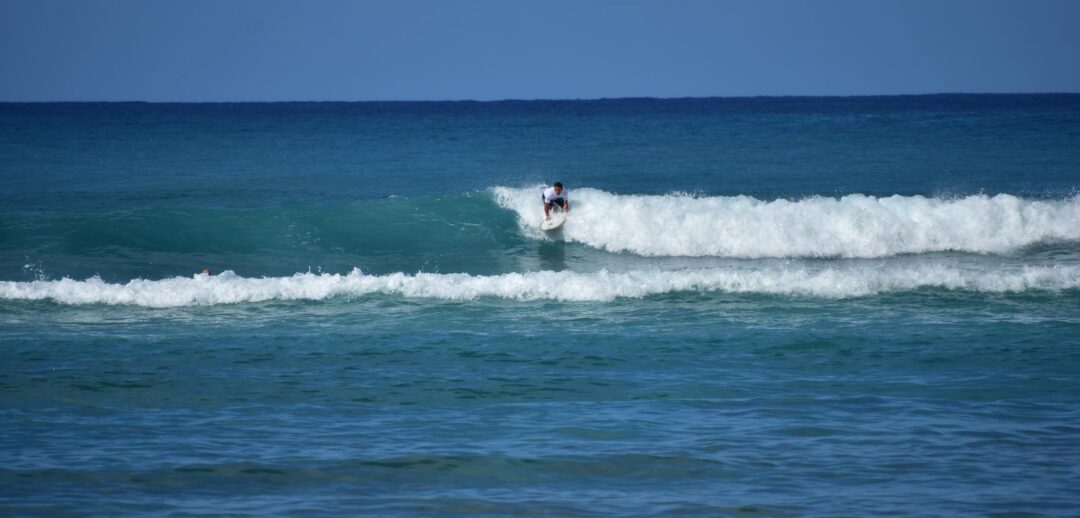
top-left (543, 195), bottom-right (566, 209)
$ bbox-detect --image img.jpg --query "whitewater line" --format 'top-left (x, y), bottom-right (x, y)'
top-left (492, 187), bottom-right (1080, 258)
top-left (1, 265), bottom-right (1078, 307)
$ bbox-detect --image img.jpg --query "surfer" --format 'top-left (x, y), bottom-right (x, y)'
top-left (543, 182), bottom-right (569, 220)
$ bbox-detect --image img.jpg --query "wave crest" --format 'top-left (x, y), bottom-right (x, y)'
top-left (2, 265), bottom-right (1077, 307)
top-left (492, 187), bottom-right (1080, 258)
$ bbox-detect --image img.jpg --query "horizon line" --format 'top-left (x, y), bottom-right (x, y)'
top-left (3, 91), bottom-right (1080, 104)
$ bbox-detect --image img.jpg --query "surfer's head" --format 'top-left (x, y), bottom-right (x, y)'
top-left (554, 182), bottom-right (563, 194)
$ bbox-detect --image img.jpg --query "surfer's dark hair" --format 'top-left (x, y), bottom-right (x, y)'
top-left (554, 182), bottom-right (563, 188)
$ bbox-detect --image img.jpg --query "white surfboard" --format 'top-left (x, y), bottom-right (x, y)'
top-left (540, 211), bottom-right (566, 231)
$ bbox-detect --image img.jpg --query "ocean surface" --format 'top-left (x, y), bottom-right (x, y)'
top-left (2, 95), bottom-right (1079, 516)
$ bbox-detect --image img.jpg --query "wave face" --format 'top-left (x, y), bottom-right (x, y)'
top-left (3, 265), bottom-right (1078, 307)
top-left (0, 195), bottom-right (527, 280)
top-left (493, 187), bottom-right (1080, 258)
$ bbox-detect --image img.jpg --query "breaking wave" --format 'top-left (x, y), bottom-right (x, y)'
top-left (2, 265), bottom-right (1078, 307)
top-left (492, 187), bottom-right (1080, 258)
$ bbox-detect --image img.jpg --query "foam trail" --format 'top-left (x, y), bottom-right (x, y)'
top-left (492, 187), bottom-right (1080, 258)
top-left (1, 265), bottom-right (1078, 307)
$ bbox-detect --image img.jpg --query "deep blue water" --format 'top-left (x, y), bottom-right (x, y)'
top-left (2, 95), bottom-right (1080, 515)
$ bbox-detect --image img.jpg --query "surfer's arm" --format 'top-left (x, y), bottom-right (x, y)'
top-left (543, 202), bottom-right (551, 219)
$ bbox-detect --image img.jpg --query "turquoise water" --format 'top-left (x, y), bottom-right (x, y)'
top-left (2, 96), bottom-right (1080, 515)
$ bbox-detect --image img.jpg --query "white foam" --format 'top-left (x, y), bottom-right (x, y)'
top-left (492, 186), bottom-right (1080, 258)
top-left (1, 265), bottom-right (1077, 307)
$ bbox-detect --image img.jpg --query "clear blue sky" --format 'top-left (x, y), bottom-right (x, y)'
top-left (2, 0), bottom-right (1078, 101)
